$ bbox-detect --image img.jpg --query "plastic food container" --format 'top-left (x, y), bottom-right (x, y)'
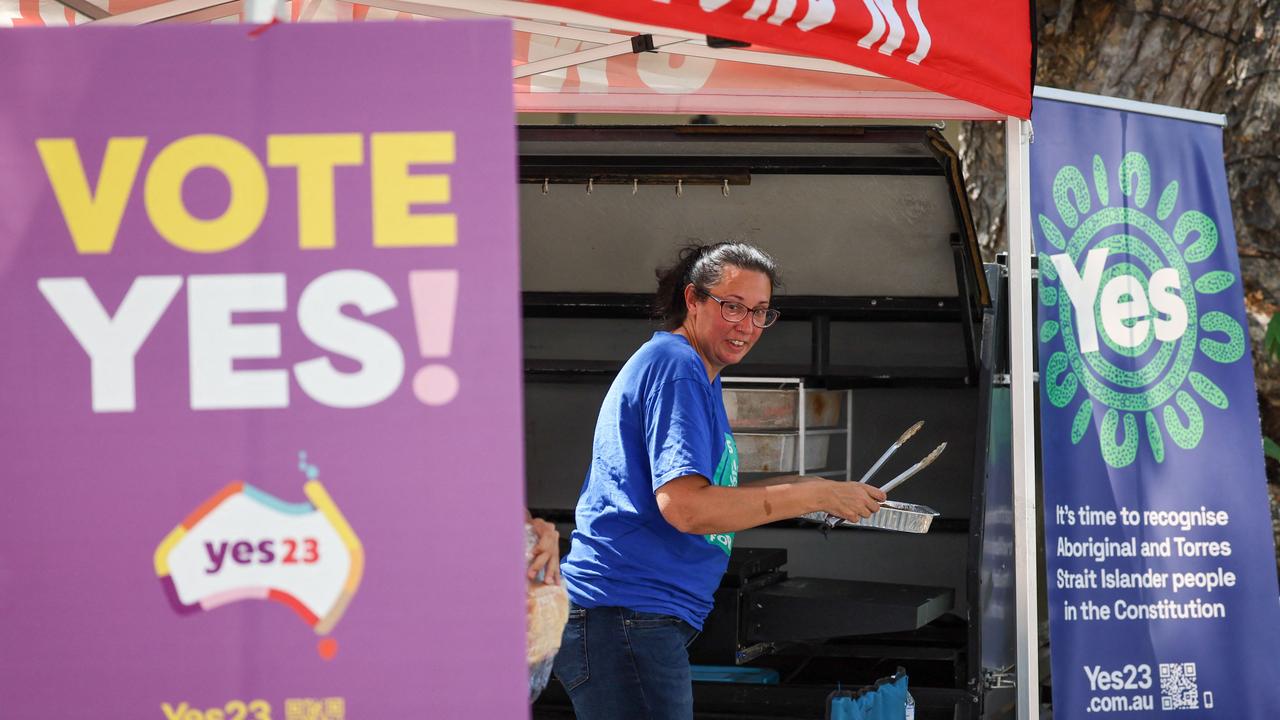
top-left (724, 388), bottom-right (842, 430)
top-left (735, 432), bottom-right (830, 473)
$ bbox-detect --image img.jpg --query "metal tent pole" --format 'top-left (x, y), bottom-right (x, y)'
top-left (1006, 115), bottom-right (1040, 720)
top-left (93, 0), bottom-right (231, 24)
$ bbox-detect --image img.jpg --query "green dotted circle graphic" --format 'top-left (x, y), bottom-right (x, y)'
top-left (1056, 208), bottom-right (1197, 413)
top-left (1094, 262), bottom-right (1156, 359)
top-left (1038, 153), bottom-right (1246, 468)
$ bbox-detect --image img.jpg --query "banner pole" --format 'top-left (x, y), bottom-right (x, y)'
top-left (1006, 115), bottom-right (1041, 720)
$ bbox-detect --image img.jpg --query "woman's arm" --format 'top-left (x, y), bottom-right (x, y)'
top-left (742, 474), bottom-right (825, 488)
top-left (655, 475), bottom-right (885, 535)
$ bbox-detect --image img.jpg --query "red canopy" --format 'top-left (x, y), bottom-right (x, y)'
top-left (1, 0), bottom-right (1032, 119)
top-left (529, 0), bottom-right (1034, 118)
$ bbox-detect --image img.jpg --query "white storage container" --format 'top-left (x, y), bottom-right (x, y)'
top-left (724, 388), bottom-right (843, 430)
top-left (734, 432), bottom-right (830, 473)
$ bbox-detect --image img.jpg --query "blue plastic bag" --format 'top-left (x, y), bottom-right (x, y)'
top-left (828, 671), bottom-right (909, 720)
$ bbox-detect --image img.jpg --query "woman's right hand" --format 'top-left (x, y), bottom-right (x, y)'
top-left (814, 480), bottom-right (886, 520)
top-left (527, 517), bottom-right (561, 585)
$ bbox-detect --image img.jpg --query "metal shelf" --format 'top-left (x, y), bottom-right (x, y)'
top-left (524, 359), bottom-right (971, 387)
top-left (723, 377), bottom-right (853, 481)
top-left (521, 290), bottom-right (979, 385)
top-left (734, 427), bottom-right (847, 437)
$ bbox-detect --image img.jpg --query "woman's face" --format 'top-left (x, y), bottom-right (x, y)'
top-left (683, 265), bottom-right (773, 377)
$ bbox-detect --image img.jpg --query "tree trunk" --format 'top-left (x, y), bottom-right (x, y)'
top-left (960, 0), bottom-right (1280, 480)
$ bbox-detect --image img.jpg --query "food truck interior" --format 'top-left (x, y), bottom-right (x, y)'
top-left (521, 125), bottom-right (1017, 720)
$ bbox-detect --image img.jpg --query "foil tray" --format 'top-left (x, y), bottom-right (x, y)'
top-left (805, 501), bottom-right (940, 534)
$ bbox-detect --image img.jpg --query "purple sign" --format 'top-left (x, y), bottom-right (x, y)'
top-left (0, 22), bottom-right (528, 719)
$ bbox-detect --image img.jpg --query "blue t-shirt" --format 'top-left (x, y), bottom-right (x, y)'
top-left (560, 332), bottom-right (739, 629)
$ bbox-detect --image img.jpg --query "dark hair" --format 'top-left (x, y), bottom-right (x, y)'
top-left (654, 242), bottom-right (781, 330)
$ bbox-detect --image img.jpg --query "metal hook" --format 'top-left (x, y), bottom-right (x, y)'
top-left (675, 179), bottom-right (683, 198)
top-left (587, 178), bottom-right (594, 195)
top-left (722, 179), bottom-right (730, 197)
top-left (632, 179), bottom-right (639, 195)
top-left (541, 178), bottom-right (549, 195)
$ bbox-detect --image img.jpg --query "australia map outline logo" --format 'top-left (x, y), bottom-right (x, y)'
top-left (154, 452), bottom-right (363, 659)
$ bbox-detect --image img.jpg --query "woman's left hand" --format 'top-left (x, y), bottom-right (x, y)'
top-left (527, 517), bottom-right (561, 585)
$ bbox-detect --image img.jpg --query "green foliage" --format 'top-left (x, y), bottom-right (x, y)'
top-left (1263, 315), bottom-right (1280, 469)
top-left (1265, 436), bottom-right (1280, 464)
top-left (1266, 313), bottom-right (1280, 362)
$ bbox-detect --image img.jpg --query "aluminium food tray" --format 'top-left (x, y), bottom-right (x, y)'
top-left (806, 501), bottom-right (939, 533)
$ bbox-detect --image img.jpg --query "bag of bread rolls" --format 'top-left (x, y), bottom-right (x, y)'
top-left (526, 523), bottom-right (568, 701)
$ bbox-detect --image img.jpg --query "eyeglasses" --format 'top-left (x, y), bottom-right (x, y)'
top-left (695, 287), bottom-right (780, 328)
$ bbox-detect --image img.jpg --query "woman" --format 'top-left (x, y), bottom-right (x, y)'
top-left (553, 242), bottom-right (885, 720)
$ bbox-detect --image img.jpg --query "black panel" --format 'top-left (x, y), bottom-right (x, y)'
top-left (747, 579), bottom-right (954, 643)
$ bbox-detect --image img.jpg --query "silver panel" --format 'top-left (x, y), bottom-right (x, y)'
top-left (519, 173), bottom-right (961, 297)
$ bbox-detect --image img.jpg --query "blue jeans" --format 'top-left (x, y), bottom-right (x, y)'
top-left (553, 604), bottom-right (700, 720)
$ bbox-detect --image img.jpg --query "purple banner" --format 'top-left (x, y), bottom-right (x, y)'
top-left (0, 22), bottom-right (527, 719)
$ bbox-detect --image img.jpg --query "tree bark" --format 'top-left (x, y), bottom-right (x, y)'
top-left (960, 0), bottom-right (1280, 478)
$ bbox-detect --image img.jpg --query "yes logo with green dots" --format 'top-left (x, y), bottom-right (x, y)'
top-left (1038, 151), bottom-right (1245, 469)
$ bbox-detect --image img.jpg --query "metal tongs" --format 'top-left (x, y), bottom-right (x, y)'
top-left (819, 421), bottom-right (947, 532)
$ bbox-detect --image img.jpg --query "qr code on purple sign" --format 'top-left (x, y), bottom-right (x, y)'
top-left (1159, 663), bottom-right (1198, 710)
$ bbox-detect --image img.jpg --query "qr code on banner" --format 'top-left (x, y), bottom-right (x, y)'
top-left (1160, 663), bottom-right (1199, 710)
